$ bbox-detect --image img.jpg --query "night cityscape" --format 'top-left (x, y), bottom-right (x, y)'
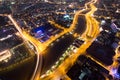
top-left (0, 0), bottom-right (120, 80)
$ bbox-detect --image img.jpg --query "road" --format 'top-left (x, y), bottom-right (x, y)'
top-left (32, 4), bottom-right (90, 80)
top-left (41, 34), bottom-right (75, 75)
top-left (40, 0), bottom-right (100, 80)
top-left (7, 0), bottom-right (114, 80)
top-left (7, 0), bottom-right (100, 80)
top-left (7, 1), bottom-right (89, 80)
top-left (8, 15), bottom-right (43, 80)
top-left (0, 56), bottom-right (36, 80)
top-left (5, 0), bottom-right (119, 80)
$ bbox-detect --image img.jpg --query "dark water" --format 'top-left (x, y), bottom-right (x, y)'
top-left (0, 56), bottom-right (36, 80)
top-left (0, 15), bottom-right (87, 79)
top-left (74, 15), bottom-right (86, 34)
top-left (41, 34), bottom-right (75, 74)
top-left (41, 15), bottom-right (87, 74)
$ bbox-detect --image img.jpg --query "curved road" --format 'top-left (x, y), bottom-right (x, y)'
top-left (7, 3), bottom-right (88, 80)
top-left (40, 0), bottom-right (100, 80)
top-left (7, 0), bottom-right (101, 80)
